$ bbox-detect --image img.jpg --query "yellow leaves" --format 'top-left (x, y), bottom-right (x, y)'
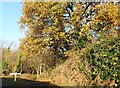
top-left (60, 32), bottom-right (65, 37)
top-left (112, 57), bottom-right (118, 61)
top-left (95, 4), bottom-right (101, 9)
top-left (76, 4), bottom-right (81, 10)
top-left (79, 32), bottom-right (83, 37)
top-left (54, 18), bottom-right (58, 23)
top-left (84, 23), bottom-right (90, 31)
top-left (95, 3), bottom-right (118, 23)
top-left (87, 36), bottom-right (92, 41)
top-left (49, 41), bottom-right (54, 44)
top-left (89, 3), bottom-right (119, 38)
top-left (76, 16), bottom-right (80, 20)
top-left (50, 38), bottom-right (52, 40)
top-left (55, 34), bottom-right (59, 40)
top-left (20, 2), bottom-right (119, 63)
top-left (102, 27), bottom-right (106, 31)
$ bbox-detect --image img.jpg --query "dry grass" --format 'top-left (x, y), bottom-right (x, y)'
top-left (37, 49), bottom-right (90, 86)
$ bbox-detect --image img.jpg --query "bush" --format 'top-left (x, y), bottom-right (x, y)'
top-left (1, 59), bottom-right (8, 75)
top-left (76, 36), bottom-right (88, 49)
top-left (79, 37), bottom-right (120, 86)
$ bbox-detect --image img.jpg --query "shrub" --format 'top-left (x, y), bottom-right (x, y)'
top-left (79, 37), bottom-right (120, 86)
top-left (76, 36), bottom-right (88, 49)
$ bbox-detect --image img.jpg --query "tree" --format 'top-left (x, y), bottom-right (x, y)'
top-left (19, 37), bottom-right (55, 77)
top-left (88, 3), bottom-right (119, 39)
top-left (1, 58), bottom-right (8, 75)
top-left (19, 2), bottom-right (72, 76)
top-left (1, 47), bottom-right (18, 74)
top-left (19, 1), bottom-right (119, 79)
top-left (19, 2), bottom-right (69, 56)
top-left (67, 2), bottom-right (119, 47)
top-left (13, 54), bottom-right (22, 72)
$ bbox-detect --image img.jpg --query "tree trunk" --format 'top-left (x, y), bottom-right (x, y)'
top-left (36, 66), bottom-right (39, 78)
top-left (35, 64), bottom-right (43, 78)
top-left (20, 63), bottom-right (22, 73)
top-left (39, 65), bottom-right (42, 75)
top-left (36, 68), bottom-right (39, 78)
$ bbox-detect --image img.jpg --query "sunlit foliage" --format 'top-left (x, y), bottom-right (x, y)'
top-left (19, 1), bottom-right (119, 86)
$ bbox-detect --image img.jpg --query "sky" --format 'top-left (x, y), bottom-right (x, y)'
top-left (1, 2), bottom-right (25, 49)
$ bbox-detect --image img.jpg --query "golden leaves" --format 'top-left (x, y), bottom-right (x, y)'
top-left (19, 2), bottom-right (119, 67)
top-left (89, 3), bottom-right (119, 39)
top-left (19, 2), bottom-right (68, 62)
top-left (95, 3), bottom-right (118, 24)
top-left (79, 32), bottom-right (83, 37)
top-left (60, 32), bottom-right (65, 37)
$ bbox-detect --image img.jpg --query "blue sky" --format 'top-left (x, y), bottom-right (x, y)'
top-left (1, 2), bottom-right (25, 49)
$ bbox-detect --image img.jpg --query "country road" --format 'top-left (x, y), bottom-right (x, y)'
top-left (0, 77), bottom-right (61, 88)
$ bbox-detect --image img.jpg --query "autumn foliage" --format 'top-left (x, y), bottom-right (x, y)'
top-left (4, 1), bottom-right (118, 86)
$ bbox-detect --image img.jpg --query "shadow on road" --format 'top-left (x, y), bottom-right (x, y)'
top-left (1, 77), bottom-right (61, 88)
